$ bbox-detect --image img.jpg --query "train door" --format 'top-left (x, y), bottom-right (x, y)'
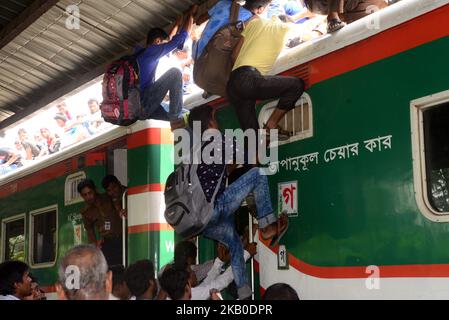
top-left (106, 141), bottom-right (128, 266)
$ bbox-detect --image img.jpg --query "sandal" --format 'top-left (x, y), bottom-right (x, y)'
top-left (262, 123), bottom-right (291, 143)
top-left (327, 18), bottom-right (346, 33)
top-left (260, 212), bottom-right (289, 244)
top-left (269, 212), bottom-right (289, 247)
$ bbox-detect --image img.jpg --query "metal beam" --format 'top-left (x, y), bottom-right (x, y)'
top-left (0, 0), bottom-right (213, 130)
top-left (0, 50), bottom-right (123, 130)
top-left (0, 0), bottom-right (60, 50)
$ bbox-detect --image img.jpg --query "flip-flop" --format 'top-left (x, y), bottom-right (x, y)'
top-left (269, 213), bottom-right (289, 247)
top-left (327, 18), bottom-right (346, 33)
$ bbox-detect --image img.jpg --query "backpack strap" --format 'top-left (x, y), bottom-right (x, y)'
top-left (132, 47), bottom-right (146, 59)
top-left (229, 0), bottom-right (240, 24)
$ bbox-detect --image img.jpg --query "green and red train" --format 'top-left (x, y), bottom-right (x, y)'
top-left (1, 0), bottom-right (449, 299)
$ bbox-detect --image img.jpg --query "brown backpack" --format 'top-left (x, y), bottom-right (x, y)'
top-left (193, 1), bottom-right (248, 98)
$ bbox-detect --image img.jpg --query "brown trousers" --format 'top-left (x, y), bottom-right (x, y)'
top-left (340, 0), bottom-right (388, 23)
top-left (304, 0), bottom-right (388, 23)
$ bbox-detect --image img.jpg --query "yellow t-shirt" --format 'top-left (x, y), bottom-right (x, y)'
top-left (233, 16), bottom-right (291, 75)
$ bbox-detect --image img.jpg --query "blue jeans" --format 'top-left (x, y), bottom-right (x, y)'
top-left (203, 167), bottom-right (277, 295)
top-left (141, 68), bottom-right (183, 122)
top-left (0, 164), bottom-right (18, 175)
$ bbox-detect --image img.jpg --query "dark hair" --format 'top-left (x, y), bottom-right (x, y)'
top-left (77, 179), bottom-right (96, 194)
top-left (146, 28), bottom-right (169, 46)
top-left (278, 14), bottom-right (294, 23)
top-left (18, 128), bottom-right (27, 136)
top-left (102, 175), bottom-right (120, 190)
top-left (263, 283), bottom-right (300, 300)
top-left (244, 0), bottom-right (272, 11)
top-left (88, 98), bottom-right (99, 105)
top-left (173, 240), bottom-right (197, 271)
top-left (29, 273), bottom-right (38, 283)
top-left (0, 261), bottom-right (29, 295)
top-left (188, 105), bottom-right (215, 136)
top-left (53, 113), bottom-right (67, 122)
top-left (109, 265), bottom-right (126, 289)
top-left (159, 268), bottom-right (189, 300)
top-left (125, 260), bottom-right (155, 298)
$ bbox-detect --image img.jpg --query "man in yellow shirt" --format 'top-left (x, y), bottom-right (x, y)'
top-left (227, 0), bottom-right (305, 141)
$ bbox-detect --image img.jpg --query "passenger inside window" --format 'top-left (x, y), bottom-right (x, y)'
top-left (423, 102), bottom-right (449, 213)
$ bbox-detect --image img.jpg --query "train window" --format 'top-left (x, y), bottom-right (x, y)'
top-left (422, 103), bottom-right (449, 213)
top-left (65, 172), bottom-right (86, 206)
top-left (259, 93), bottom-right (313, 145)
top-left (30, 206), bottom-right (57, 267)
top-left (412, 90), bottom-right (449, 222)
top-left (1, 215), bottom-right (25, 262)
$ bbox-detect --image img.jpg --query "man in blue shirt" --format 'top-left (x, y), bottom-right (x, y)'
top-left (136, 10), bottom-right (194, 130)
top-left (193, 0), bottom-right (253, 60)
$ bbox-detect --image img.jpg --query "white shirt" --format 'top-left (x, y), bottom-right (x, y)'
top-left (0, 295), bottom-right (20, 300)
top-left (159, 259), bottom-right (215, 284)
top-left (191, 250), bottom-right (251, 300)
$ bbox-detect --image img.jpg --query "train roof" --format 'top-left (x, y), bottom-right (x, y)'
top-left (0, 0), bottom-right (207, 129)
top-left (184, 0), bottom-right (448, 110)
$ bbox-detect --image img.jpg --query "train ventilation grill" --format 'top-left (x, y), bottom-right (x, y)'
top-left (281, 63), bottom-right (311, 89)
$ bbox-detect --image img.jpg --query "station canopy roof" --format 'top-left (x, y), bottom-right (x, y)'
top-left (0, 0), bottom-right (214, 129)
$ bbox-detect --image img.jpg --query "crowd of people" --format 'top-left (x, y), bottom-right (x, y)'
top-left (0, 241), bottom-right (299, 301)
top-left (0, 99), bottom-right (111, 176)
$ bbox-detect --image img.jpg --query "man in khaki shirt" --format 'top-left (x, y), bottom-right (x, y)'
top-left (102, 175), bottom-right (128, 218)
top-left (78, 179), bottom-right (123, 266)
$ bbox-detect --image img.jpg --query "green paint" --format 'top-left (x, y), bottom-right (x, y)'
top-left (127, 144), bottom-right (174, 187)
top-left (128, 230), bottom-right (174, 271)
top-left (0, 166), bottom-right (106, 287)
top-left (220, 35), bottom-right (449, 267)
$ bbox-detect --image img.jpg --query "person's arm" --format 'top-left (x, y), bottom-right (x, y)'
top-left (192, 250), bottom-right (253, 300)
top-left (23, 144), bottom-right (33, 160)
top-left (169, 15), bottom-right (183, 39)
top-left (37, 148), bottom-right (46, 158)
top-left (201, 258), bottom-right (225, 286)
top-left (289, 9), bottom-right (315, 22)
top-left (2, 152), bottom-right (19, 167)
top-left (146, 29), bottom-right (189, 60)
top-left (183, 9), bottom-right (195, 35)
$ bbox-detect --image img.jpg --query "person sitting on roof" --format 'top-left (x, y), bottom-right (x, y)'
top-left (0, 147), bottom-right (22, 175)
top-left (135, 7), bottom-right (195, 131)
top-left (193, 0), bottom-right (254, 61)
top-left (303, 0), bottom-right (388, 33)
top-left (18, 128), bottom-right (42, 161)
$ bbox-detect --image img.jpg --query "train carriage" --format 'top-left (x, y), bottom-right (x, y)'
top-left (1, 0), bottom-right (449, 299)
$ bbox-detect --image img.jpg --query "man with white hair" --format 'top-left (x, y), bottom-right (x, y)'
top-left (56, 245), bottom-right (112, 300)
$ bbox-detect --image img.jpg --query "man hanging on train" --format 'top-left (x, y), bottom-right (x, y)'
top-left (77, 179), bottom-right (123, 266)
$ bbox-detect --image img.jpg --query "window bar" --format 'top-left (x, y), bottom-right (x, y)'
top-left (284, 108), bottom-right (288, 130)
top-left (292, 105), bottom-right (296, 136)
top-left (301, 99), bottom-right (305, 133)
